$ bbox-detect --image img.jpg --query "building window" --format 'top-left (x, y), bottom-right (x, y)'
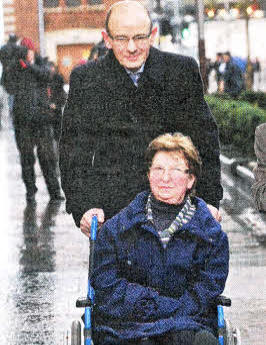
top-left (87, 0), bottom-right (103, 4)
top-left (64, 0), bottom-right (81, 6)
top-left (43, 0), bottom-right (59, 7)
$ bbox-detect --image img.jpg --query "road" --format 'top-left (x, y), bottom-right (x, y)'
top-left (0, 91), bottom-right (265, 345)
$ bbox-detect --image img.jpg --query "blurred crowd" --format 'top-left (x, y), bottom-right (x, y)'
top-left (207, 51), bottom-right (261, 97)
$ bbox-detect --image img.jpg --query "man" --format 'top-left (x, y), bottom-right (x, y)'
top-left (221, 51), bottom-right (244, 98)
top-left (0, 33), bottom-right (20, 115)
top-left (252, 123), bottom-right (266, 212)
top-left (211, 52), bottom-right (223, 92)
top-left (60, 0), bottom-right (223, 235)
top-left (7, 37), bottom-right (64, 204)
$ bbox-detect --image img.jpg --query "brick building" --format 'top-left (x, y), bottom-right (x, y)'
top-left (1, 0), bottom-right (135, 80)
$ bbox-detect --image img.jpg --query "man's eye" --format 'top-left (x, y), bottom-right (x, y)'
top-left (116, 37), bottom-right (127, 41)
top-left (134, 36), bottom-right (146, 40)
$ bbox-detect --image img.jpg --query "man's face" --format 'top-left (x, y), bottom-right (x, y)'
top-left (223, 54), bottom-right (230, 63)
top-left (26, 50), bottom-right (35, 64)
top-left (102, 6), bottom-right (157, 72)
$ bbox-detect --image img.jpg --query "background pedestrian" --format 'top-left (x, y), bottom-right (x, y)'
top-left (220, 51), bottom-right (244, 98)
top-left (5, 37), bottom-right (64, 204)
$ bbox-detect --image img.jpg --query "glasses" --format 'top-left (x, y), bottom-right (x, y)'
top-left (108, 32), bottom-right (151, 46)
top-left (150, 166), bottom-right (190, 179)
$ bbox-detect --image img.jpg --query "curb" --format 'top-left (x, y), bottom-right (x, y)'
top-left (220, 154), bottom-right (255, 186)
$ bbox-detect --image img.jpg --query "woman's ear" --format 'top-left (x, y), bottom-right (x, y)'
top-left (187, 174), bottom-right (196, 190)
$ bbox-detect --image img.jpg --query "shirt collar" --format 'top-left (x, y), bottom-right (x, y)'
top-left (125, 63), bottom-right (145, 76)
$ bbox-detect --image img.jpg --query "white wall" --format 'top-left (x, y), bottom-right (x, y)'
top-left (187, 18), bottom-right (266, 66)
top-left (45, 28), bottom-right (103, 63)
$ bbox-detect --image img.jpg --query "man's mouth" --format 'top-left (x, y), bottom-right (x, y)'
top-left (126, 55), bottom-right (139, 61)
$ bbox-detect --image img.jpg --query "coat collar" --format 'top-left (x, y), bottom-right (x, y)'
top-left (102, 47), bottom-right (165, 91)
top-left (112, 191), bottom-right (221, 245)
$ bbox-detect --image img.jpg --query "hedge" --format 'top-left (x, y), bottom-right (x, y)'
top-left (211, 90), bottom-right (266, 110)
top-left (238, 90), bottom-right (266, 110)
top-left (205, 95), bottom-right (266, 157)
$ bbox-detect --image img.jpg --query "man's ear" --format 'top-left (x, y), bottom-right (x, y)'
top-left (102, 31), bottom-right (112, 50)
top-left (150, 27), bottom-right (158, 46)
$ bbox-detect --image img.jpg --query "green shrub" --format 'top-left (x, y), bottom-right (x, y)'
top-left (238, 90), bottom-right (266, 109)
top-left (212, 90), bottom-right (266, 109)
top-left (205, 95), bottom-right (266, 156)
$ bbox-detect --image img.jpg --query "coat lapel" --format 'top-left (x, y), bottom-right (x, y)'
top-left (102, 48), bottom-right (166, 92)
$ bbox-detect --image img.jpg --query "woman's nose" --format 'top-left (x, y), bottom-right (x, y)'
top-left (161, 169), bottom-right (171, 181)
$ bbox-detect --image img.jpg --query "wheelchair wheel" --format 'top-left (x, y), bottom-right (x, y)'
top-left (224, 319), bottom-right (235, 345)
top-left (71, 320), bottom-right (81, 345)
top-left (233, 327), bottom-right (241, 345)
top-left (224, 319), bottom-right (241, 345)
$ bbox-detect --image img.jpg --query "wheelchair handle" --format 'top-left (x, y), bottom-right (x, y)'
top-left (89, 216), bottom-right (98, 277)
top-left (91, 215), bottom-right (98, 241)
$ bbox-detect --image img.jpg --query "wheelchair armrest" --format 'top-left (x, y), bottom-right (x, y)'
top-left (215, 295), bottom-right (232, 307)
top-left (76, 297), bottom-right (93, 308)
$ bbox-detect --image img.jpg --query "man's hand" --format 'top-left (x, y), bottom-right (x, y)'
top-left (80, 208), bottom-right (105, 237)
top-left (207, 204), bottom-right (222, 222)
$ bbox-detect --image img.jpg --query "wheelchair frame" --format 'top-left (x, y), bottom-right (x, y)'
top-left (70, 216), bottom-right (241, 345)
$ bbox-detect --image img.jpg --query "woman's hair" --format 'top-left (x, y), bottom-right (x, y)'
top-left (145, 132), bottom-right (202, 191)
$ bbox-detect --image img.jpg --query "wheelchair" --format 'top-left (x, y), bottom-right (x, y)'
top-left (70, 217), bottom-right (241, 345)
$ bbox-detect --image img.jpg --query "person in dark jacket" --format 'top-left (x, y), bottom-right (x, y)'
top-left (210, 52), bottom-right (223, 92)
top-left (89, 39), bottom-right (108, 61)
top-left (7, 37), bottom-right (64, 204)
top-left (0, 33), bottom-right (21, 115)
top-left (60, 0), bottom-right (223, 234)
top-left (221, 52), bottom-right (244, 98)
top-left (47, 61), bottom-right (67, 142)
top-left (91, 132), bottom-right (229, 345)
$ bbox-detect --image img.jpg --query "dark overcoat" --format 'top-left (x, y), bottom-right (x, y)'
top-left (91, 192), bottom-right (229, 341)
top-left (8, 52), bottom-right (53, 128)
top-left (59, 47), bottom-right (223, 226)
top-left (223, 60), bottom-right (244, 97)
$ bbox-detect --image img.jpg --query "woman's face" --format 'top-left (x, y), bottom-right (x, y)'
top-left (148, 151), bottom-right (195, 205)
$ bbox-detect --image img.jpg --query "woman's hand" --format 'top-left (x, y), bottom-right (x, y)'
top-left (207, 204), bottom-right (222, 222)
top-left (80, 208), bottom-right (105, 237)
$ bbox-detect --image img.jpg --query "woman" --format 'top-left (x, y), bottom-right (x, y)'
top-left (91, 133), bottom-right (229, 345)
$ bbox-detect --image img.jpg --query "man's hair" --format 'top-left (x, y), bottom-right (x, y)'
top-left (145, 132), bottom-right (202, 191)
top-left (105, 1), bottom-right (153, 37)
top-left (8, 33), bottom-right (18, 43)
top-left (224, 51), bottom-right (231, 58)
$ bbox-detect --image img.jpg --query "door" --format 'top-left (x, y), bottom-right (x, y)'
top-left (57, 44), bottom-right (93, 82)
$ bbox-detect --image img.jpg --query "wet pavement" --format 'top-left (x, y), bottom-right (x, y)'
top-left (0, 88), bottom-right (265, 345)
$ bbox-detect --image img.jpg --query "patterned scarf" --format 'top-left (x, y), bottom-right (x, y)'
top-left (146, 193), bottom-right (196, 248)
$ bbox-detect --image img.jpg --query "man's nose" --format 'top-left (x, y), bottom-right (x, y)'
top-left (127, 38), bottom-right (137, 52)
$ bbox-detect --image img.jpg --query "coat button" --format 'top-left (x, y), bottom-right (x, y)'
top-left (127, 260), bottom-right (132, 265)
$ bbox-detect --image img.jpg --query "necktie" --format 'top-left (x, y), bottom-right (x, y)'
top-left (129, 72), bottom-right (141, 87)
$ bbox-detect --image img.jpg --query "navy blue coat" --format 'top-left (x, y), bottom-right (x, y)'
top-left (91, 192), bottom-right (229, 341)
